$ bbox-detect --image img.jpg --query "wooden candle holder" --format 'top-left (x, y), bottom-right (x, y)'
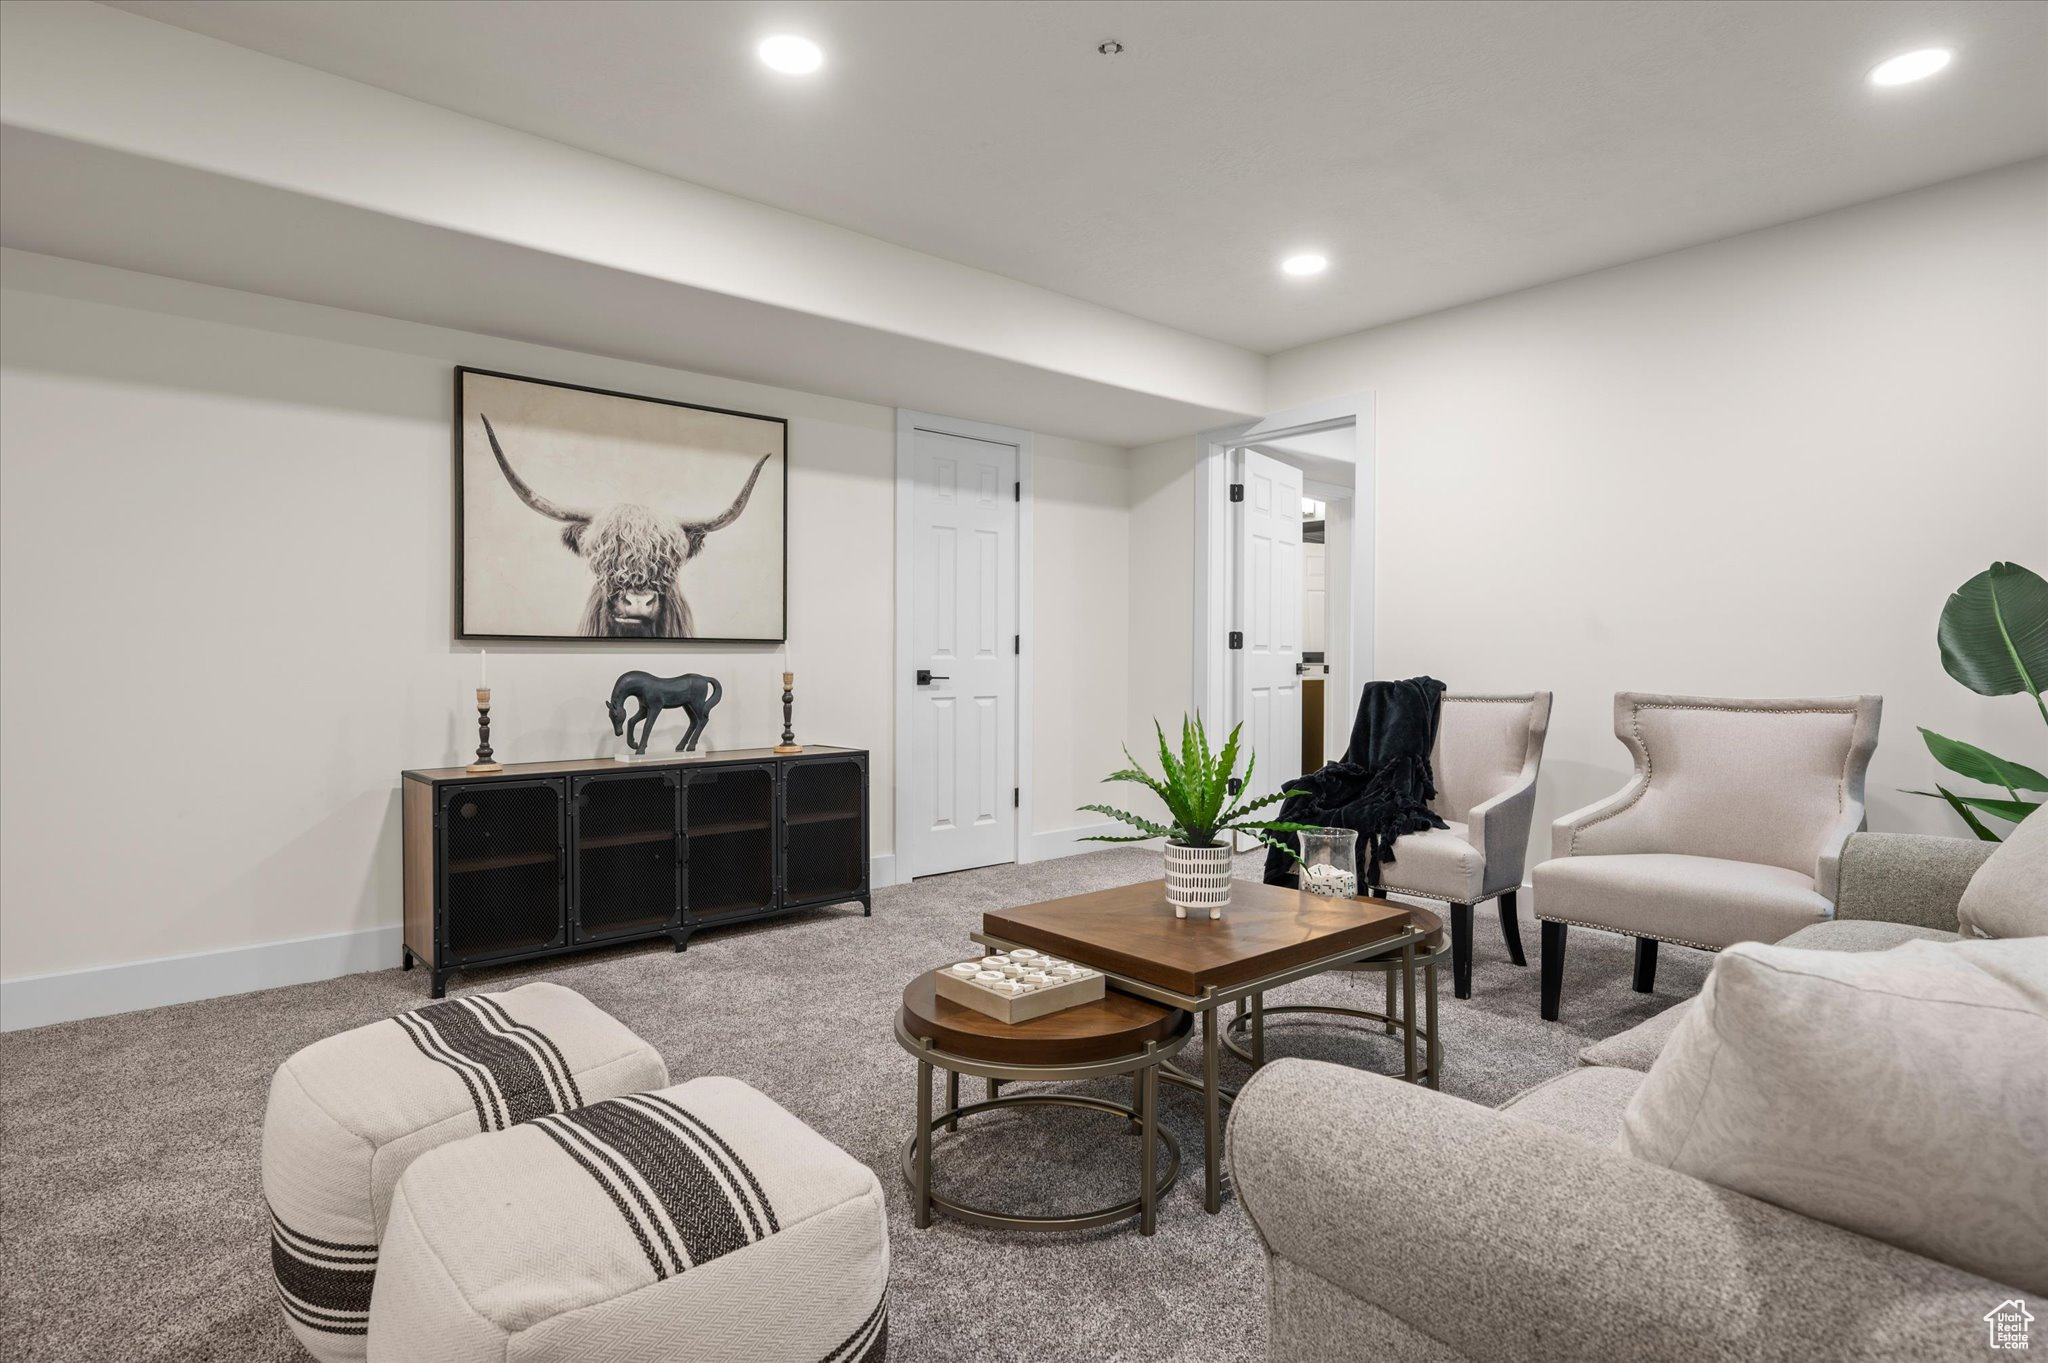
top-left (466, 687), bottom-right (504, 773)
top-left (773, 670), bottom-right (803, 754)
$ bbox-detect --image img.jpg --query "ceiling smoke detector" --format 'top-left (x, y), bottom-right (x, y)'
top-left (1097, 41), bottom-right (1124, 56)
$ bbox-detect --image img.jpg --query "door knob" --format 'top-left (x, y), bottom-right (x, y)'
top-left (916, 670), bottom-right (951, 686)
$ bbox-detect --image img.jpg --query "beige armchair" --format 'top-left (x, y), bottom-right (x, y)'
top-left (1532, 692), bottom-right (1881, 1020)
top-left (1369, 692), bottom-right (1551, 998)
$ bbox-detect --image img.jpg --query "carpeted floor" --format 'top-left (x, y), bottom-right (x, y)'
top-left (0, 848), bottom-right (1707, 1363)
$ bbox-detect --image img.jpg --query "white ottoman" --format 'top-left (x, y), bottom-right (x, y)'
top-left (368, 1077), bottom-right (889, 1363)
top-left (263, 983), bottom-right (668, 1362)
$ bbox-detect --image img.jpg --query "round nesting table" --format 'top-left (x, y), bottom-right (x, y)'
top-left (896, 972), bottom-right (1192, 1236)
top-left (1222, 903), bottom-right (1448, 1088)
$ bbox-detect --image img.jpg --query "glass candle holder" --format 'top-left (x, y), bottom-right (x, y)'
top-left (1297, 827), bottom-right (1360, 899)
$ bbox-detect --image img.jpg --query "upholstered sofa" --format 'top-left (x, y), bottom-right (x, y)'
top-left (1230, 831), bottom-right (2039, 1363)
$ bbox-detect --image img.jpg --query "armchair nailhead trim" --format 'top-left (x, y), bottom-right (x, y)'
top-left (1530, 914), bottom-right (1727, 953)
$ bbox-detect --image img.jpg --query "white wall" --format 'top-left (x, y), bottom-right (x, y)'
top-left (1125, 436), bottom-right (1200, 755)
top-left (1031, 436), bottom-right (1134, 842)
top-left (1268, 160), bottom-right (2048, 847)
top-left (0, 251), bottom-right (1127, 1012)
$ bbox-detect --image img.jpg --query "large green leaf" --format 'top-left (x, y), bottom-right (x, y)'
top-left (1938, 562), bottom-right (2048, 711)
top-left (1905, 786), bottom-right (2002, 841)
top-left (1919, 728), bottom-right (2048, 793)
top-left (1948, 793), bottom-right (2040, 824)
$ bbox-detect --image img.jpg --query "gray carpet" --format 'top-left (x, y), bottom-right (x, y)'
top-left (0, 848), bottom-right (1706, 1363)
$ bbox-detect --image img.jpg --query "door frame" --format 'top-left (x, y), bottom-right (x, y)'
top-left (893, 409), bottom-right (1034, 881)
top-left (1192, 395), bottom-right (1374, 750)
top-left (1301, 475), bottom-right (1354, 764)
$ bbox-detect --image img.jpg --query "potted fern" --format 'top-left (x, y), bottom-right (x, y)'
top-left (1080, 715), bottom-right (1311, 918)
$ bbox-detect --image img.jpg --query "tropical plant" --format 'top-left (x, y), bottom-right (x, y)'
top-left (1079, 714), bottom-right (1314, 858)
top-left (1906, 561), bottom-right (2048, 840)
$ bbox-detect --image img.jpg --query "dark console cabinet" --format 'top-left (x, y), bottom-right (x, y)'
top-left (402, 747), bottom-right (869, 996)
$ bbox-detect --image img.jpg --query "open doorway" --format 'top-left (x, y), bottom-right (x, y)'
top-left (1191, 399), bottom-right (1374, 839)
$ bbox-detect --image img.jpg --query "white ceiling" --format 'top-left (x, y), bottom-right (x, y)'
top-left (109, 0), bottom-right (2048, 354)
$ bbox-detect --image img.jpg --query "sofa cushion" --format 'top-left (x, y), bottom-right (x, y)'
top-left (261, 983), bottom-right (668, 1363)
top-left (1581, 920), bottom-right (1961, 1072)
top-left (1578, 1000), bottom-right (1696, 1072)
top-left (1958, 812), bottom-right (2048, 940)
top-left (1777, 919), bottom-right (1960, 951)
top-left (1619, 937), bottom-right (2048, 1292)
top-left (1376, 821), bottom-right (1484, 902)
top-left (1498, 1066), bottom-right (1645, 1145)
top-left (367, 1076), bottom-right (889, 1363)
top-left (1533, 853), bottom-right (1828, 949)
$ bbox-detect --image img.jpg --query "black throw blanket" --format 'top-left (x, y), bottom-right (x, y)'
top-left (1262, 676), bottom-right (1448, 887)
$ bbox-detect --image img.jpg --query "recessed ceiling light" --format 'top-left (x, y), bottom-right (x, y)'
top-left (1281, 253), bottom-right (1329, 278)
top-left (758, 34), bottom-right (824, 75)
top-left (1868, 47), bottom-right (1952, 87)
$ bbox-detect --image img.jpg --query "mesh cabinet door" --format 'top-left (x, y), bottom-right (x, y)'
top-left (782, 755), bottom-right (867, 907)
top-left (571, 772), bottom-right (682, 943)
top-left (439, 780), bottom-right (567, 965)
top-left (684, 764), bottom-right (777, 922)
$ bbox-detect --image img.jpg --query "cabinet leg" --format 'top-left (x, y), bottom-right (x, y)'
top-left (861, 896), bottom-right (872, 917)
top-left (430, 971), bottom-right (450, 1000)
top-left (671, 929), bottom-right (690, 953)
top-left (402, 947), bottom-right (414, 971)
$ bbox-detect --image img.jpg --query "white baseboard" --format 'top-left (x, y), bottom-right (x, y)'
top-left (0, 923), bottom-right (403, 1033)
top-left (1027, 821), bottom-right (1152, 862)
top-left (0, 848), bottom-right (1066, 1031)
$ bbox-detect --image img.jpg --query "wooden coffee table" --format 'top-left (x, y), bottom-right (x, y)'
top-left (976, 879), bottom-right (1419, 1213)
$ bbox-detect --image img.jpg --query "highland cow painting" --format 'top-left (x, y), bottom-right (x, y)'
top-left (457, 368), bottom-right (786, 642)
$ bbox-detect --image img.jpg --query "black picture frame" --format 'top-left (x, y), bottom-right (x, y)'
top-left (454, 366), bottom-right (789, 645)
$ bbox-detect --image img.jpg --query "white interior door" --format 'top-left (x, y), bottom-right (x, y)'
top-left (906, 428), bottom-right (1018, 876)
top-left (1236, 448), bottom-right (1304, 826)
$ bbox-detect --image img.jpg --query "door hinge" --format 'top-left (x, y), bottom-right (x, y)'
top-left (1013, 634), bottom-right (1020, 655)
top-left (1013, 787), bottom-right (1020, 808)
top-left (1228, 630), bottom-right (1243, 650)
top-left (1229, 483), bottom-right (1245, 502)
top-left (1014, 481), bottom-right (1021, 502)
top-left (1227, 777), bottom-right (1243, 796)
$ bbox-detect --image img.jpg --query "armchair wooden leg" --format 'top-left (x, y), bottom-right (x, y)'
top-left (1450, 902), bottom-right (1474, 999)
top-left (1539, 921), bottom-right (1567, 1021)
top-left (1497, 890), bottom-right (1526, 967)
top-left (1633, 937), bottom-right (1658, 993)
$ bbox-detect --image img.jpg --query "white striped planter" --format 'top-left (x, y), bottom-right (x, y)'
top-left (1163, 841), bottom-right (1234, 919)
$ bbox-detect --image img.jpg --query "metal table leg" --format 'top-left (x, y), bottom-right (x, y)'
top-left (1401, 941), bottom-right (1418, 1084)
top-left (1140, 1041), bottom-right (1160, 1236)
top-left (945, 1069), bottom-right (960, 1133)
top-left (1425, 960), bottom-right (1441, 1090)
top-left (914, 1043), bottom-right (934, 1229)
top-left (1250, 991), bottom-right (1266, 1068)
top-left (1202, 1007), bottom-right (1222, 1214)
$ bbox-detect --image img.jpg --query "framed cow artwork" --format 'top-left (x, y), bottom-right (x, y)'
top-left (456, 367), bottom-right (787, 642)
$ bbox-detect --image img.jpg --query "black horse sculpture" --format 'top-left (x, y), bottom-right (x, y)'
top-left (608, 671), bottom-right (723, 754)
